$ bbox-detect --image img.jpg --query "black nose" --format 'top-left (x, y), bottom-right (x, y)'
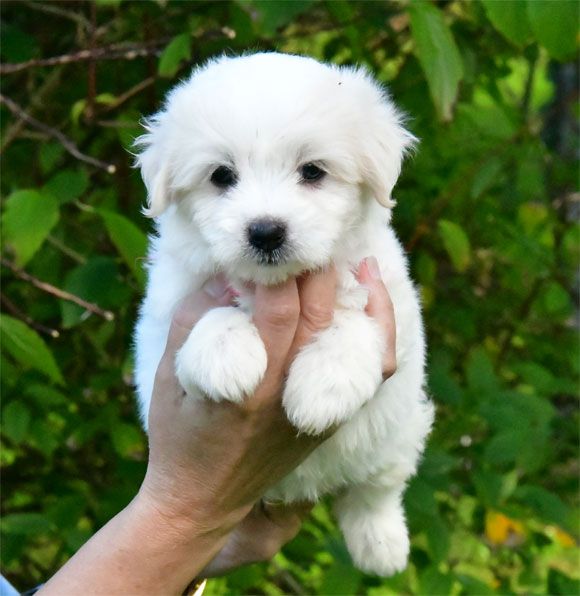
top-left (247, 219), bottom-right (286, 253)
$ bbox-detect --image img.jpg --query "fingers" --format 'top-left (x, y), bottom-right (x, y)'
top-left (260, 499), bottom-right (314, 526)
top-left (289, 266), bottom-right (338, 360)
top-left (253, 278), bottom-right (300, 378)
top-left (164, 275), bottom-right (236, 356)
top-left (356, 257), bottom-right (397, 380)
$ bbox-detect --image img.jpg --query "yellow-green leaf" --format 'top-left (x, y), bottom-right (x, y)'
top-left (438, 219), bottom-right (471, 272)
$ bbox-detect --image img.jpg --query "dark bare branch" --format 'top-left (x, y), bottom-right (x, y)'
top-left (0, 41), bottom-right (168, 75)
top-left (0, 94), bottom-right (116, 173)
top-left (1, 259), bottom-right (115, 322)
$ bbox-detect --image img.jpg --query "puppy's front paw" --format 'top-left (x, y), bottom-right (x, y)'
top-left (176, 307), bottom-right (267, 402)
top-left (283, 310), bottom-right (384, 435)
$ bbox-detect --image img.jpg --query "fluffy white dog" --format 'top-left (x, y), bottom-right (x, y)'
top-left (134, 52), bottom-right (433, 576)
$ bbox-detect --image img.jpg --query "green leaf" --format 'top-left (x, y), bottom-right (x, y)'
top-left (527, 0), bottom-right (578, 61)
top-left (425, 516), bottom-right (451, 564)
top-left (44, 169), bottom-right (89, 204)
top-left (99, 210), bottom-right (147, 285)
top-left (470, 156), bottom-right (503, 199)
top-left (409, 2), bottom-right (464, 121)
top-left (419, 566), bottom-right (454, 595)
top-left (2, 402), bottom-right (31, 444)
top-left (437, 219), bottom-right (471, 272)
top-left (110, 422), bottom-right (145, 458)
top-left (319, 560), bottom-right (362, 595)
top-left (515, 485), bottom-right (572, 530)
top-left (158, 33), bottom-right (191, 78)
top-left (0, 315), bottom-right (64, 384)
top-left (481, 0), bottom-right (532, 47)
top-left (2, 190), bottom-right (60, 266)
top-left (39, 143), bottom-right (65, 174)
top-left (465, 346), bottom-right (498, 396)
top-left (1, 513), bottom-right (54, 535)
top-left (255, 0), bottom-right (313, 36)
top-left (60, 257), bottom-right (130, 327)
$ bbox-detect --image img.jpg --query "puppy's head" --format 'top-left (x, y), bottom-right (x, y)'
top-left (136, 53), bottom-right (415, 283)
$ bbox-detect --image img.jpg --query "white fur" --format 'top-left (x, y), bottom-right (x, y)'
top-left (134, 52), bottom-right (434, 576)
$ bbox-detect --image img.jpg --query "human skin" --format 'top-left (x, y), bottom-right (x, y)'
top-left (39, 257), bottom-right (396, 596)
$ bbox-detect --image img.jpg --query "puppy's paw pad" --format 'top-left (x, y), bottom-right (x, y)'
top-left (176, 307), bottom-right (267, 402)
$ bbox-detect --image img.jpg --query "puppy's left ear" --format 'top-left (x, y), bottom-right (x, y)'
top-left (134, 117), bottom-right (175, 218)
top-left (357, 85), bottom-right (417, 209)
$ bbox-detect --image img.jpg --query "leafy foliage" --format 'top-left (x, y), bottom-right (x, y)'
top-left (1, 1), bottom-right (578, 594)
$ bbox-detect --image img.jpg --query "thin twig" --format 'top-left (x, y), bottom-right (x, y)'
top-left (22, 0), bottom-right (91, 30)
top-left (46, 236), bottom-right (87, 265)
top-left (0, 41), bottom-right (168, 75)
top-left (1, 259), bottom-right (115, 322)
top-left (1, 293), bottom-right (60, 338)
top-left (0, 68), bottom-right (63, 153)
top-left (0, 93), bottom-right (116, 173)
top-left (86, 1), bottom-right (98, 122)
top-left (100, 76), bottom-right (157, 113)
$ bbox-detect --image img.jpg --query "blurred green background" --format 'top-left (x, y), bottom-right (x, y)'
top-left (1, 1), bottom-right (578, 594)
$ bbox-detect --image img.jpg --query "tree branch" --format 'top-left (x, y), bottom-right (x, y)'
top-left (1, 259), bottom-right (115, 322)
top-left (0, 93), bottom-right (116, 173)
top-left (0, 41), bottom-right (168, 75)
top-left (1, 292), bottom-right (60, 338)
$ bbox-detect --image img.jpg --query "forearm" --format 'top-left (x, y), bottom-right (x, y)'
top-left (38, 493), bottom-right (232, 596)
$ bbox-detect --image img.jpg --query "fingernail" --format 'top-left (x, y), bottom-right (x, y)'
top-left (365, 256), bottom-right (382, 281)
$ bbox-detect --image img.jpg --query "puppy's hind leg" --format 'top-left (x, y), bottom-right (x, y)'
top-left (335, 482), bottom-right (410, 577)
top-left (176, 306), bottom-right (267, 402)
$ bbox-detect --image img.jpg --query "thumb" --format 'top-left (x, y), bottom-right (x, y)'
top-left (163, 275), bottom-right (236, 357)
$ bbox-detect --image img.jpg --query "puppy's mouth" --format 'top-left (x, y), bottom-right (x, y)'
top-left (248, 246), bottom-right (291, 267)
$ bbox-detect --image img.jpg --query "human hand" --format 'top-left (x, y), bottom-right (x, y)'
top-left (138, 267), bottom-right (341, 541)
top-left (195, 256), bottom-right (397, 577)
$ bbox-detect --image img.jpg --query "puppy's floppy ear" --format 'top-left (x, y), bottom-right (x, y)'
top-left (134, 117), bottom-right (174, 218)
top-left (356, 78), bottom-right (417, 209)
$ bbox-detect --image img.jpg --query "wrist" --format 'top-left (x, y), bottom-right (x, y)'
top-left (135, 478), bottom-right (251, 543)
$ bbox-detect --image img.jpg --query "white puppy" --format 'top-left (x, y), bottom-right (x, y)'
top-left (134, 52), bottom-right (434, 576)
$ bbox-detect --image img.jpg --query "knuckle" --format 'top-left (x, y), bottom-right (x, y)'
top-left (301, 302), bottom-right (333, 330)
top-left (265, 301), bottom-right (299, 327)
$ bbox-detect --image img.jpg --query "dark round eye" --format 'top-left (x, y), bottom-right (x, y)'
top-left (210, 165), bottom-right (237, 188)
top-left (300, 163), bottom-right (326, 183)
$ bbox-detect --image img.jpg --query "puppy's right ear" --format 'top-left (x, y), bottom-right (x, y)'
top-left (135, 120), bottom-right (174, 218)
